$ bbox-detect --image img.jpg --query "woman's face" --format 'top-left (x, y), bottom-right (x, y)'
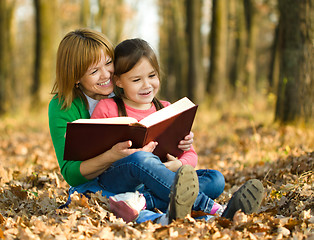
top-left (115, 57), bottom-right (160, 110)
top-left (78, 50), bottom-right (114, 100)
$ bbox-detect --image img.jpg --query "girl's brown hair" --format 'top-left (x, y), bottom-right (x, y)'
top-left (51, 29), bottom-right (114, 109)
top-left (113, 38), bottom-right (164, 114)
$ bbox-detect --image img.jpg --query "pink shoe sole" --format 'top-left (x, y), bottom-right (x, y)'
top-left (109, 197), bottom-right (139, 223)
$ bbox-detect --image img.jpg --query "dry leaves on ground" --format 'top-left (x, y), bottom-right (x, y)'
top-left (0, 107), bottom-right (313, 239)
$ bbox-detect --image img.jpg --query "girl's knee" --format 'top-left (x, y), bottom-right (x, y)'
top-left (129, 151), bottom-right (161, 165)
top-left (212, 170), bottom-right (225, 197)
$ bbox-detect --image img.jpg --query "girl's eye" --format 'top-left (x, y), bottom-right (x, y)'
top-left (149, 73), bottom-right (156, 78)
top-left (106, 60), bottom-right (112, 65)
top-left (132, 78), bottom-right (140, 82)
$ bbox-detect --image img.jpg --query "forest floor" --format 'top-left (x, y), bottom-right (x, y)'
top-left (0, 98), bottom-right (313, 239)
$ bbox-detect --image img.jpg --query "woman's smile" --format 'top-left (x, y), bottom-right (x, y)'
top-left (97, 79), bottom-right (112, 87)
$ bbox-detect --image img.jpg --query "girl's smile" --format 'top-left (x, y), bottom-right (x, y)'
top-left (115, 57), bottom-right (160, 110)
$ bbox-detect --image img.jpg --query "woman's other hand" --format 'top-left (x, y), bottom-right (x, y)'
top-left (178, 131), bottom-right (194, 151)
top-left (164, 154), bottom-right (182, 172)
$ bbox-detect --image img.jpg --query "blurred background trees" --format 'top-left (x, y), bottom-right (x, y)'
top-left (0, 0), bottom-right (312, 125)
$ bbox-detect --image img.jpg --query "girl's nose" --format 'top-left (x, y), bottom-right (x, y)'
top-left (142, 79), bottom-right (151, 88)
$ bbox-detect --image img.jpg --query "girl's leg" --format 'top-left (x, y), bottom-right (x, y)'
top-left (98, 151), bottom-right (220, 214)
top-left (197, 169), bottom-right (225, 199)
top-left (98, 151), bottom-right (175, 210)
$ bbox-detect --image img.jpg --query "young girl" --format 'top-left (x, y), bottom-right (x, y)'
top-left (92, 39), bottom-right (197, 171)
top-left (91, 38), bottom-right (264, 221)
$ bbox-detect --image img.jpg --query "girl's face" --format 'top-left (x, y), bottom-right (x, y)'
top-left (78, 50), bottom-right (114, 100)
top-left (115, 57), bottom-right (160, 110)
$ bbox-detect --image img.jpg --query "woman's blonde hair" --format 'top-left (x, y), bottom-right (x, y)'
top-left (51, 28), bottom-right (114, 109)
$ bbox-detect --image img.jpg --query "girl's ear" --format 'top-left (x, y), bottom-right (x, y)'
top-left (114, 76), bottom-right (123, 88)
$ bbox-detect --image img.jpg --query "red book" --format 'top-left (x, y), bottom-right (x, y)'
top-left (64, 97), bottom-right (198, 161)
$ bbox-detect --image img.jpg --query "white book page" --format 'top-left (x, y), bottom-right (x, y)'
top-left (72, 117), bottom-right (138, 124)
top-left (139, 97), bottom-right (195, 127)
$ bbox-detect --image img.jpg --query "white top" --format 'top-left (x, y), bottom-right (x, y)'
top-left (84, 92), bottom-right (115, 116)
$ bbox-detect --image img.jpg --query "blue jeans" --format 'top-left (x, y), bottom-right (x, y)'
top-left (98, 151), bottom-right (225, 213)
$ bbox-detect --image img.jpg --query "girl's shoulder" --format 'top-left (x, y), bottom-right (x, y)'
top-left (99, 97), bottom-right (116, 104)
top-left (97, 98), bottom-right (117, 110)
top-left (92, 98), bottom-right (119, 118)
top-left (160, 100), bottom-right (171, 107)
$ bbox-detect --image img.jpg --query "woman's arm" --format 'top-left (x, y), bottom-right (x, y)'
top-left (80, 140), bottom-right (158, 179)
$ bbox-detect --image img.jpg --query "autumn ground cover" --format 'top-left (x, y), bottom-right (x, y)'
top-left (0, 98), bottom-right (313, 239)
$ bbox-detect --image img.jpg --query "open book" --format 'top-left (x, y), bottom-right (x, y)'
top-left (63, 97), bottom-right (198, 161)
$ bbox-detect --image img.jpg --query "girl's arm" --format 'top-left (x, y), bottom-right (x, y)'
top-left (164, 145), bottom-right (198, 172)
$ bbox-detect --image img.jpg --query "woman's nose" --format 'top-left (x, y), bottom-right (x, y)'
top-left (100, 67), bottom-right (111, 79)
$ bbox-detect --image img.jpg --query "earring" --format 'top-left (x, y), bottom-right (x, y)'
top-left (75, 82), bottom-right (80, 88)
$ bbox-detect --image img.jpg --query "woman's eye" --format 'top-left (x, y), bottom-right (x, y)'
top-left (90, 69), bottom-right (97, 75)
top-left (106, 60), bottom-right (112, 65)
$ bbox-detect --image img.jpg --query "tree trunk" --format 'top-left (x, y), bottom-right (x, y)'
top-left (80, 0), bottom-right (90, 27)
top-left (243, 0), bottom-right (259, 98)
top-left (33, 0), bottom-right (58, 108)
top-left (185, 0), bottom-right (204, 103)
top-left (207, 0), bottom-right (229, 105)
top-left (98, 0), bottom-right (125, 45)
top-left (0, 0), bottom-right (15, 115)
top-left (275, 0), bottom-right (313, 124)
top-left (158, 0), bottom-right (188, 102)
top-left (227, 0), bottom-right (237, 92)
top-left (233, 1), bottom-right (247, 99)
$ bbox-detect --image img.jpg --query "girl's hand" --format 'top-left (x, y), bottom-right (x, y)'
top-left (164, 154), bottom-right (182, 172)
top-left (178, 131), bottom-right (194, 151)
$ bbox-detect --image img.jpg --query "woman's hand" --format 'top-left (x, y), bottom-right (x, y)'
top-left (178, 131), bottom-right (194, 151)
top-left (164, 154), bottom-right (183, 172)
top-left (110, 140), bottom-right (158, 159)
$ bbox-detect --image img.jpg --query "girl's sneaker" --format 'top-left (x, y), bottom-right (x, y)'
top-left (109, 191), bottom-right (146, 223)
top-left (221, 179), bottom-right (264, 220)
top-left (168, 165), bottom-right (199, 223)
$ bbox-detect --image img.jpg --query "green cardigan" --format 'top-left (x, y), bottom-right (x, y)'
top-left (48, 96), bottom-right (91, 186)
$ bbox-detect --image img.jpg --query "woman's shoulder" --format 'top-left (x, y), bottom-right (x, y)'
top-left (49, 95), bottom-right (89, 119)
